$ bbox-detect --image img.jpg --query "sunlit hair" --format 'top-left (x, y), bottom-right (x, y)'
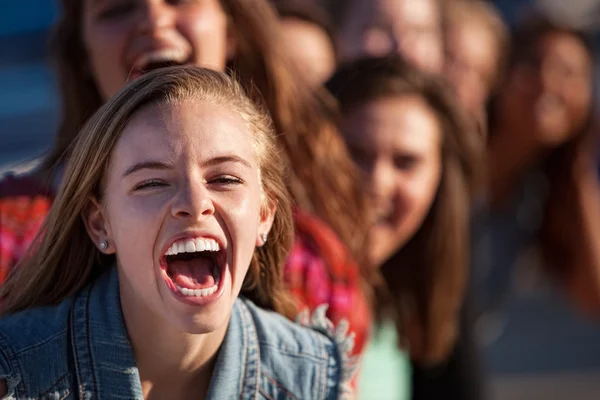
top-left (327, 56), bottom-right (483, 364)
top-left (1, 66), bottom-right (296, 318)
top-left (45, 0), bottom-right (368, 267)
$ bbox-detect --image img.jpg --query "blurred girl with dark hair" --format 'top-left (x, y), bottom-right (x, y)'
top-left (327, 55), bottom-right (482, 398)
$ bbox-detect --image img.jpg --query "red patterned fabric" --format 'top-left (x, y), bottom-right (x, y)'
top-left (286, 209), bottom-right (371, 359)
top-left (0, 174), bottom-right (52, 282)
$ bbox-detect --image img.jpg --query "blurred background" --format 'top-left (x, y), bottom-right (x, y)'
top-left (3, 0), bottom-right (600, 170)
top-left (4, 1), bottom-right (600, 399)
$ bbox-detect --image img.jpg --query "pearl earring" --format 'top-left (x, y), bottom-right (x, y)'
top-left (261, 233), bottom-right (268, 244)
top-left (99, 240), bottom-right (108, 251)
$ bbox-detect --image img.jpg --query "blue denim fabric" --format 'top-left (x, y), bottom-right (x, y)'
top-left (0, 267), bottom-right (348, 399)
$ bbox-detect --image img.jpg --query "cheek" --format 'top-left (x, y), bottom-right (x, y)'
top-left (83, 23), bottom-right (129, 98)
top-left (568, 88), bottom-right (592, 125)
top-left (184, 9), bottom-right (229, 68)
top-left (107, 194), bottom-right (169, 264)
top-left (84, 17), bottom-right (127, 62)
top-left (396, 164), bottom-right (441, 221)
top-left (218, 192), bottom-right (262, 247)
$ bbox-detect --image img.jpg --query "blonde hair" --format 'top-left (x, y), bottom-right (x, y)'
top-left (1, 66), bottom-right (296, 318)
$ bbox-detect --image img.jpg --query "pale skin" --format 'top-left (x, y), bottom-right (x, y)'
top-left (82, 0), bottom-right (235, 100)
top-left (341, 96), bottom-right (442, 267)
top-left (0, 101), bottom-right (276, 399)
top-left (279, 18), bottom-right (336, 85)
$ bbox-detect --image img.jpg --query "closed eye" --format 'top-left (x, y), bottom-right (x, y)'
top-left (209, 176), bottom-right (244, 186)
top-left (133, 179), bottom-right (167, 191)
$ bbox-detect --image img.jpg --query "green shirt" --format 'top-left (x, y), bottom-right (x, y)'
top-left (358, 321), bottom-right (411, 400)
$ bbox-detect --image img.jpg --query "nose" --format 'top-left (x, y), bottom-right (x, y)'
top-left (369, 160), bottom-right (396, 204)
top-left (135, 2), bottom-right (175, 36)
top-left (171, 178), bottom-right (215, 221)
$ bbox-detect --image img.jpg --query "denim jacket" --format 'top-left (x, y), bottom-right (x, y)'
top-left (0, 267), bottom-right (355, 399)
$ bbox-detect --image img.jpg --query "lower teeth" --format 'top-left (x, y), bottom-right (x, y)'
top-left (176, 281), bottom-right (219, 297)
top-left (175, 265), bottom-right (221, 298)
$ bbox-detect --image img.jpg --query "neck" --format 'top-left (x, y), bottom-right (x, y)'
top-left (119, 280), bottom-right (227, 400)
top-left (488, 122), bottom-right (548, 209)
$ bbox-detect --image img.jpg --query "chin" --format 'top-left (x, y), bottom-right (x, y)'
top-left (176, 307), bottom-right (232, 335)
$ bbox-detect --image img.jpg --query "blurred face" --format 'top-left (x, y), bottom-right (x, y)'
top-left (89, 100), bottom-right (273, 334)
top-left (504, 31), bottom-right (593, 146)
top-left (445, 21), bottom-right (499, 114)
top-left (280, 18), bottom-right (336, 85)
top-left (342, 96), bottom-right (442, 267)
top-left (82, 0), bottom-right (232, 99)
top-left (339, 0), bottom-right (443, 73)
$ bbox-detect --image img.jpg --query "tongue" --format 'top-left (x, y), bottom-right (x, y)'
top-left (169, 257), bottom-right (216, 289)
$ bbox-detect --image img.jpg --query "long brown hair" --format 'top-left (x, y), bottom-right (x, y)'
top-left (488, 17), bottom-right (597, 281)
top-left (327, 56), bottom-right (483, 364)
top-left (1, 66), bottom-right (296, 318)
top-left (46, 0), bottom-right (368, 265)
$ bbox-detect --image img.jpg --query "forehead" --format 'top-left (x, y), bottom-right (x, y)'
top-left (111, 100), bottom-right (258, 168)
top-left (538, 32), bottom-right (592, 71)
top-left (358, 0), bottom-right (439, 25)
top-left (343, 96), bottom-right (441, 151)
top-left (451, 23), bottom-right (498, 62)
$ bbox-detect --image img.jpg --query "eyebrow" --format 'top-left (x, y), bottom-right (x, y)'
top-left (122, 161), bottom-right (174, 178)
top-left (203, 155), bottom-right (252, 169)
top-left (121, 156), bottom-right (252, 178)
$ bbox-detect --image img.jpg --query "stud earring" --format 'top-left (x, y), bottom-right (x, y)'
top-left (99, 240), bottom-right (108, 251)
top-left (261, 233), bottom-right (268, 244)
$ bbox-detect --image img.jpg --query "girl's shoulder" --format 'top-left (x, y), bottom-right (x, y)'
top-left (237, 297), bottom-right (357, 399)
top-left (0, 299), bottom-right (74, 399)
top-left (0, 298), bottom-right (73, 356)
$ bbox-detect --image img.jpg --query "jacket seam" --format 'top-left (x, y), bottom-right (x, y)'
top-left (238, 301), bottom-right (250, 400)
top-left (256, 342), bottom-right (328, 362)
top-left (261, 372), bottom-right (297, 400)
top-left (0, 330), bottom-right (15, 376)
top-left (38, 372), bottom-right (69, 398)
top-left (84, 285), bottom-right (99, 398)
top-left (319, 351), bottom-right (327, 400)
top-left (258, 388), bottom-right (274, 400)
top-left (238, 299), bottom-right (260, 399)
top-left (1, 329), bottom-right (67, 355)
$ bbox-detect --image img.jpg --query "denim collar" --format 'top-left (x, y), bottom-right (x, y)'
top-left (69, 267), bottom-right (259, 399)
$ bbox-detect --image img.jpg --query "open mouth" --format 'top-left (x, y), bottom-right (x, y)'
top-left (161, 237), bottom-right (226, 299)
top-left (374, 206), bottom-right (395, 227)
top-left (129, 49), bottom-right (192, 79)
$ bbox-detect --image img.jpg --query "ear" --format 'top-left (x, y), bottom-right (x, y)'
top-left (256, 200), bottom-right (276, 247)
top-left (82, 197), bottom-right (115, 254)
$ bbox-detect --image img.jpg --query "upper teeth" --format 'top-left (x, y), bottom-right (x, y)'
top-left (165, 238), bottom-right (220, 256)
top-left (134, 49), bottom-right (188, 70)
